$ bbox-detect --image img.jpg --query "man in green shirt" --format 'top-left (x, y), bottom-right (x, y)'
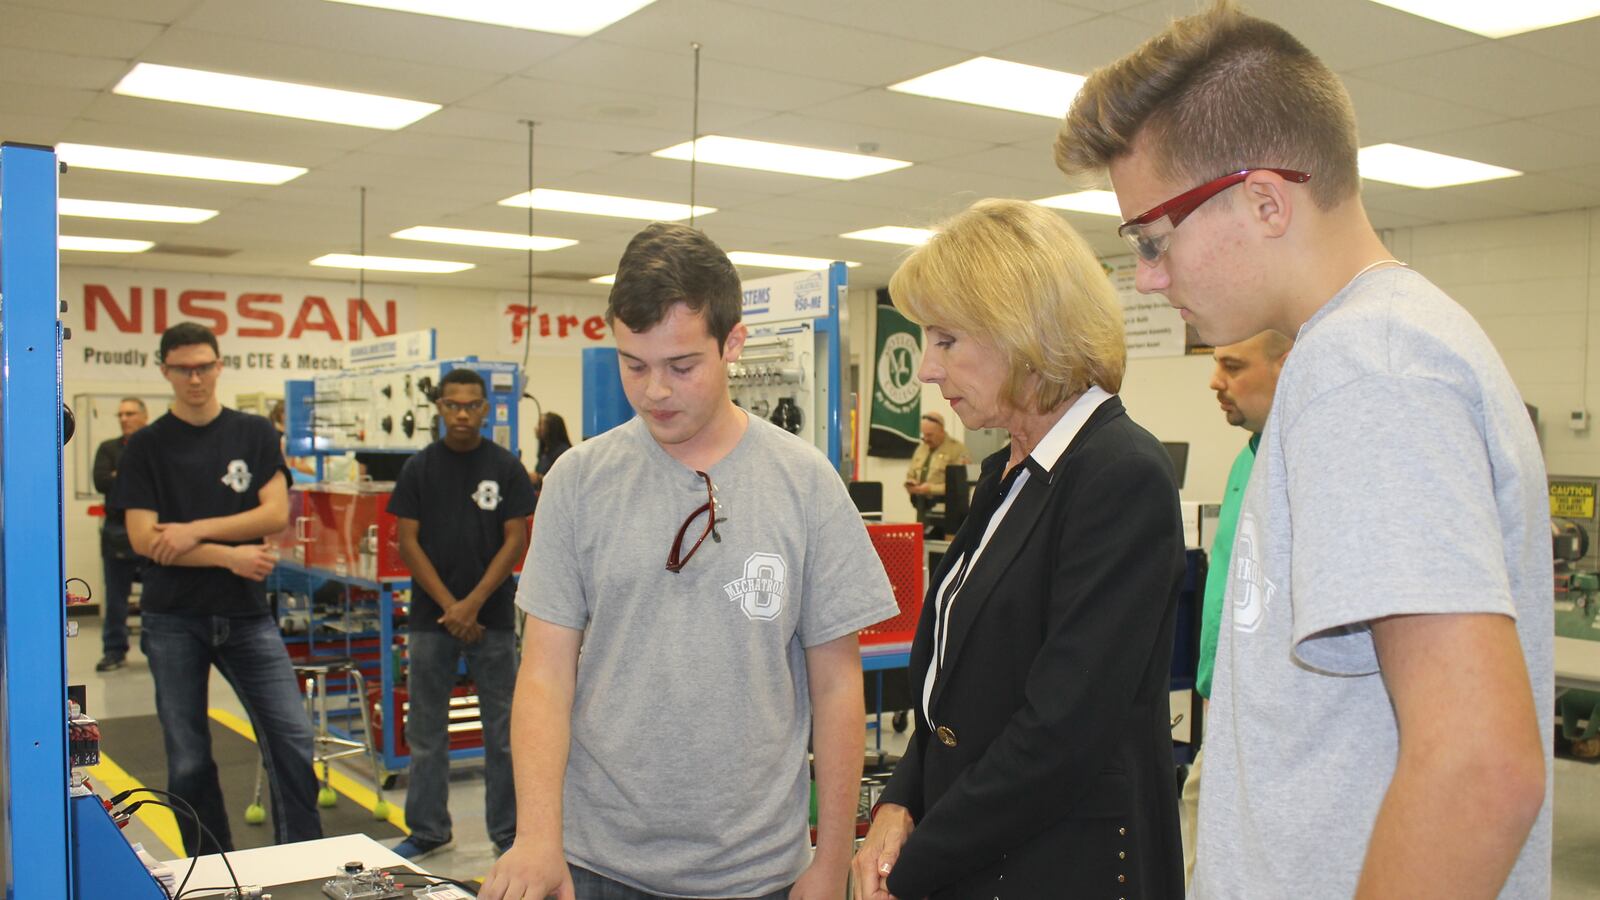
top-left (1182, 329), bottom-right (1291, 883)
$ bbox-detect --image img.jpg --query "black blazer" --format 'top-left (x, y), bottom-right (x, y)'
top-left (880, 396), bottom-right (1185, 899)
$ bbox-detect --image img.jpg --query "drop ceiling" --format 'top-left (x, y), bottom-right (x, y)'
top-left (6, 0), bottom-right (1600, 294)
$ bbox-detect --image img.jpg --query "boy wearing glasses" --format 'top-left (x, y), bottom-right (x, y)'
top-left (387, 367), bottom-right (535, 860)
top-left (483, 223), bottom-right (896, 900)
top-left (112, 322), bottom-right (322, 854)
top-left (1056, 3), bottom-right (1551, 898)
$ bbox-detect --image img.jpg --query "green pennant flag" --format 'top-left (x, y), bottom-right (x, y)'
top-left (869, 294), bottom-right (921, 459)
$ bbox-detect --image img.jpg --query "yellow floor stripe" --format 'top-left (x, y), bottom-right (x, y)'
top-left (87, 751), bottom-right (187, 857)
top-left (208, 707), bottom-right (409, 833)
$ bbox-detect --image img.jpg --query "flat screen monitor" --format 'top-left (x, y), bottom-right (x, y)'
top-left (1162, 442), bottom-right (1189, 490)
top-left (942, 461), bottom-right (971, 536)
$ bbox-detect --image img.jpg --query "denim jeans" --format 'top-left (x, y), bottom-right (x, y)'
top-left (404, 628), bottom-right (518, 848)
top-left (140, 611), bottom-right (322, 854)
top-left (100, 552), bottom-right (139, 657)
top-left (570, 866), bottom-right (792, 900)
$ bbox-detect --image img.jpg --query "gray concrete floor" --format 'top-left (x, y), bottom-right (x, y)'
top-left (71, 615), bottom-right (1600, 896)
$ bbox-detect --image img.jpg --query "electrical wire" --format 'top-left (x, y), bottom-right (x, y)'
top-left (689, 41), bottom-right (702, 228)
top-left (112, 787), bottom-right (239, 899)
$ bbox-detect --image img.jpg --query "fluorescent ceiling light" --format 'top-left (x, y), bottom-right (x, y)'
top-left (326, 0), bottom-right (658, 36)
top-left (58, 143), bottom-right (306, 185)
top-left (60, 198), bottom-right (217, 223)
top-left (499, 188), bottom-right (714, 221)
top-left (392, 226), bottom-right (576, 251)
top-left (60, 236), bottom-right (153, 253)
top-left (727, 251), bottom-right (860, 270)
top-left (889, 57), bottom-right (1085, 118)
top-left (840, 226), bottom-right (935, 246)
top-left (653, 136), bottom-right (911, 180)
top-left (1035, 190), bottom-right (1124, 217)
top-left (310, 253), bottom-right (473, 273)
top-left (590, 274), bottom-right (617, 285)
top-left (113, 63), bottom-right (439, 130)
top-left (1357, 143), bottom-right (1522, 188)
top-left (1365, 0), bottom-right (1600, 37)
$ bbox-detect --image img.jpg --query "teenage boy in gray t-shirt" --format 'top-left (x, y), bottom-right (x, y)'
top-left (1058, 5), bottom-right (1551, 898)
top-left (481, 223), bottom-right (897, 900)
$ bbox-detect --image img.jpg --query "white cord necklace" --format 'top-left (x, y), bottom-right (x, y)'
top-left (1351, 257), bottom-right (1407, 282)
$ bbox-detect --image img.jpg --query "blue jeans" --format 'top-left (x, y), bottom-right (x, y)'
top-left (405, 628), bottom-right (518, 848)
top-left (100, 552), bottom-right (139, 657)
top-left (570, 866), bottom-right (791, 900)
top-left (140, 611), bottom-right (322, 854)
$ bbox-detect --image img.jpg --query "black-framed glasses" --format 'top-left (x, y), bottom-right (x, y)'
top-left (438, 399), bottom-right (486, 414)
top-left (666, 470), bottom-right (720, 573)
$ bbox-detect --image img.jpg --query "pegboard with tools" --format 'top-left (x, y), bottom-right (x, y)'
top-left (287, 358), bottom-right (522, 456)
top-left (730, 264), bottom-right (850, 471)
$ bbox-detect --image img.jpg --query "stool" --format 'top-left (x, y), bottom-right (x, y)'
top-left (245, 657), bottom-right (390, 824)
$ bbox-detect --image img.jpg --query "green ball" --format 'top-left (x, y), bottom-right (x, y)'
top-left (244, 804), bottom-right (266, 825)
top-left (318, 787), bottom-right (338, 808)
top-left (372, 801), bottom-right (390, 820)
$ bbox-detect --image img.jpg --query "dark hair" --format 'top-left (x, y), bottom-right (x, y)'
top-left (158, 322), bottom-right (219, 363)
top-left (541, 412), bottom-right (570, 449)
top-left (119, 396), bottom-right (148, 412)
top-left (439, 367), bottom-right (486, 396)
top-left (606, 222), bottom-right (741, 347)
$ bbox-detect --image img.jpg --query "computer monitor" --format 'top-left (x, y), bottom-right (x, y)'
top-left (847, 481), bottom-right (884, 521)
top-left (941, 462), bottom-right (971, 536)
top-left (1162, 442), bottom-right (1190, 490)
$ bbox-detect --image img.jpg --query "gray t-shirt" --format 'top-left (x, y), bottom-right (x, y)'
top-left (517, 414), bottom-right (898, 898)
top-left (1193, 267), bottom-right (1553, 898)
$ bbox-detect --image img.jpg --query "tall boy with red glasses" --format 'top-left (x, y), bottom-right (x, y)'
top-left (1055, 3), bottom-right (1551, 898)
top-left (483, 223), bottom-right (896, 900)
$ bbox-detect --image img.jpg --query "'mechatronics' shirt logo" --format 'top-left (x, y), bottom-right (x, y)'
top-left (724, 552), bottom-right (787, 622)
top-left (221, 460), bottom-right (252, 493)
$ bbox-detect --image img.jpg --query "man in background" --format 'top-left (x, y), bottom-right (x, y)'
top-left (113, 322), bottom-right (321, 854)
top-left (388, 367), bottom-right (534, 860)
top-left (1181, 330), bottom-right (1289, 883)
top-left (94, 396), bottom-right (148, 672)
top-left (903, 412), bottom-right (969, 522)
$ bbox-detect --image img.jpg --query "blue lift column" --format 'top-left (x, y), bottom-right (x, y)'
top-left (0, 142), bottom-right (72, 898)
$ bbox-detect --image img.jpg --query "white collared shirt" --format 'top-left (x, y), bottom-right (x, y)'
top-left (922, 386), bottom-right (1113, 728)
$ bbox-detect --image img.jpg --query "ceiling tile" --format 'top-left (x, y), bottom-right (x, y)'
top-left (1351, 43), bottom-right (1596, 119)
top-left (1402, 121), bottom-right (1600, 175)
top-left (136, 26), bottom-right (502, 103)
top-left (176, 0), bottom-right (575, 75)
top-left (523, 41), bottom-right (862, 111)
top-left (997, 13), bottom-right (1171, 74)
top-left (1352, 189), bottom-right (1528, 223)
top-left (1502, 16), bottom-right (1600, 72)
top-left (1340, 74), bottom-right (1506, 145)
top-left (797, 90), bottom-right (1066, 146)
top-left (457, 77), bottom-right (774, 136)
top-left (1119, 0), bottom-right (1483, 70)
top-left (0, 84), bottom-right (98, 119)
top-left (728, 0), bottom-right (1099, 53)
top-left (9, 0), bottom-right (198, 24)
top-left (0, 4), bottom-right (165, 57)
top-left (593, 0), bottom-right (967, 86)
top-left (0, 47), bottom-right (131, 90)
top-left (728, 113), bottom-right (998, 165)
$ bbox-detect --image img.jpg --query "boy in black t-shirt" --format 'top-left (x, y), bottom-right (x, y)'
top-left (112, 323), bottom-right (321, 854)
top-left (387, 367), bottom-right (535, 860)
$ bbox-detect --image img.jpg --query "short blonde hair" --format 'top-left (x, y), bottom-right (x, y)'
top-left (889, 199), bottom-right (1125, 416)
top-left (1055, 0), bottom-right (1360, 210)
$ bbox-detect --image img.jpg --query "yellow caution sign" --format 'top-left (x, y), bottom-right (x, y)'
top-left (1549, 480), bottom-right (1596, 519)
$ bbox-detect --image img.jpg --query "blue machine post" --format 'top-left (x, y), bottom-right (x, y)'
top-left (581, 347), bottom-right (633, 439)
top-left (0, 142), bottom-right (73, 898)
top-left (822, 262), bottom-right (847, 471)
